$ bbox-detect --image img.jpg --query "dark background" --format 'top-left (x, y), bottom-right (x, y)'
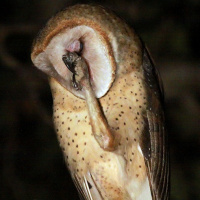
top-left (0, 0), bottom-right (199, 199)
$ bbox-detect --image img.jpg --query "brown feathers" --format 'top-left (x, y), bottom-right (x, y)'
top-left (31, 4), bottom-right (169, 200)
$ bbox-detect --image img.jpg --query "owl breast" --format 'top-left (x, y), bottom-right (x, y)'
top-left (51, 66), bottom-right (151, 199)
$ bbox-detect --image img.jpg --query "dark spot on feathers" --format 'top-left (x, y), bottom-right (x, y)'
top-left (87, 181), bottom-right (92, 189)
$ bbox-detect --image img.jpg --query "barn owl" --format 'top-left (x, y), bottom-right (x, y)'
top-left (31, 4), bottom-right (169, 200)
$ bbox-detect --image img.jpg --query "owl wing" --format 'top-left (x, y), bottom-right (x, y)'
top-left (140, 46), bottom-right (169, 200)
top-left (72, 172), bottom-right (103, 200)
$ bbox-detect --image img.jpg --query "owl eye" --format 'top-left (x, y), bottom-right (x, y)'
top-left (79, 42), bottom-right (83, 54)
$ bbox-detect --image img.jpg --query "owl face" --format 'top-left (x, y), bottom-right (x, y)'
top-left (32, 25), bottom-right (116, 99)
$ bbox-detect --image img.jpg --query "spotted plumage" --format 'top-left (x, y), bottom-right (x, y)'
top-left (31, 4), bottom-right (169, 200)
